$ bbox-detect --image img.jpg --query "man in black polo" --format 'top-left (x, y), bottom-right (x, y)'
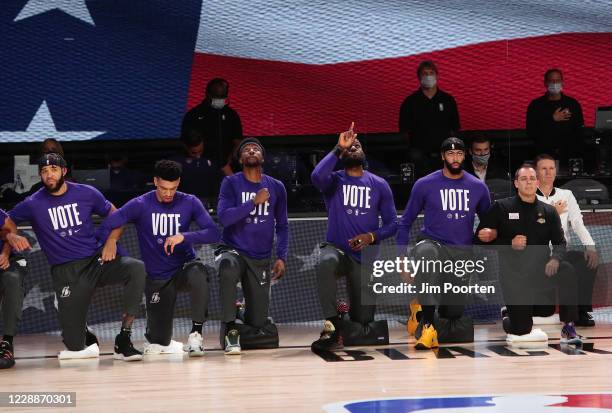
top-left (399, 60), bottom-right (460, 177)
top-left (181, 78), bottom-right (243, 176)
top-left (526, 68), bottom-right (584, 163)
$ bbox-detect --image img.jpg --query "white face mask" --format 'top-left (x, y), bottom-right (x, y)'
top-left (547, 83), bottom-right (562, 94)
top-left (420, 75), bottom-right (437, 89)
top-left (211, 98), bottom-right (226, 109)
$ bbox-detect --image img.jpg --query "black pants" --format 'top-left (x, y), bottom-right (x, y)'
top-left (51, 254), bottom-right (146, 351)
top-left (565, 250), bottom-right (597, 313)
top-left (145, 261), bottom-right (209, 346)
top-left (0, 257), bottom-right (28, 336)
top-left (411, 239), bottom-right (467, 324)
top-left (502, 261), bottom-right (578, 335)
top-left (217, 248), bottom-right (271, 329)
top-left (316, 243), bottom-right (375, 325)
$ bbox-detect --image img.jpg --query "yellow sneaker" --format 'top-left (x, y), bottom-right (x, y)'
top-left (407, 299), bottom-right (421, 336)
top-left (415, 324), bottom-right (439, 350)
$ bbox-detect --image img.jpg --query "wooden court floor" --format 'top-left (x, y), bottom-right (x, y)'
top-left (4, 322), bottom-right (612, 413)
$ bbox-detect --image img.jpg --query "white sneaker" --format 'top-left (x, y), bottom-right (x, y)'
top-left (185, 332), bottom-right (204, 357)
top-left (143, 340), bottom-right (184, 355)
top-left (506, 328), bottom-right (549, 347)
top-left (58, 343), bottom-right (100, 360)
top-left (533, 314), bottom-right (560, 325)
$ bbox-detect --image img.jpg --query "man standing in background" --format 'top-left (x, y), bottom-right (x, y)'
top-left (399, 60), bottom-right (460, 177)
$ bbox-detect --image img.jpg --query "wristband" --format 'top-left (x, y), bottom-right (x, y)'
top-left (332, 145), bottom-right (343, 157)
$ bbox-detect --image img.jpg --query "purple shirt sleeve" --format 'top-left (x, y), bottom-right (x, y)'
top-left (311, 151), bottom-right (339, 193)
top-left (217, 177), bottom-right (255, 227)
top-left (273, 181), bottom-right (289, 261)
top-left (396, 179), bottom-right (426, 246)
top-left (0, 209), bottom-right (7, 227)
top-left (475, 183), bottom-right (492, 219)
top-left (182, 196), bottom-right (221, 244)
top-left (101, 197), bottom-right (140, 231)
top-left (373, 180), bottom-right (398, 242)
top-left (8, 198), bottom-right (32, 224)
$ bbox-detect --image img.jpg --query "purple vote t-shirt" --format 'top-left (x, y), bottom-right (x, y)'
top-left (100, 191), bottom-right (220, 279)
top-left (217, 173), bottom-right (289, 261)
top-left (9, 182), bottom-right (112, 265)
top-left (397, 170), bottom-right (491, 246)
top-left (311, 151), bottom-right (398, 262)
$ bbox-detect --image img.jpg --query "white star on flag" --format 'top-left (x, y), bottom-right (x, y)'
top-left (14, 0), bottom-right (95, 25)
top-left (22, 284), bottom-right (55, 313)
top-left (295, 245), bottom-right (320, 272)
top-left (0, 101), bottom-right (106, 143)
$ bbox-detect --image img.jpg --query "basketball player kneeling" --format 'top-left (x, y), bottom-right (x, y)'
top-left (99, 160), bottom-right (220, 357)
top-left (216, 138), bottom-right (288, 355)
top-left (310, 123), bottom-right (398, 352)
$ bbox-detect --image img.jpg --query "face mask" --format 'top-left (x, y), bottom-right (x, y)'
top-left (211, 98), bottom-right (226, 109)
top-left (547, 83), bottom-right (562, 94)
top-left (420, 75), bottom-right (437, 88)
top-left (472, 153), bottom-right (490, 165)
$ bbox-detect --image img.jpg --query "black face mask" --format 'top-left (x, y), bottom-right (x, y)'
top-left (444, 159), bottom-right (462, 175)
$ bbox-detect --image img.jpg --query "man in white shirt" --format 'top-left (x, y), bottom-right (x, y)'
top-left (535, 154), bottom-right (599, 326)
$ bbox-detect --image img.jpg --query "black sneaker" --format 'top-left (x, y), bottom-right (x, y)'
top-left (311, 320), bottom-right (343, 352)
top-left (0, 341), bottom-right (15, 369)
top-left (113, 332), bottom-right (143, 362)
top-left (85, 328), bottom-right (99, 347)
top-left (575, 312), bottom-right (595, 327)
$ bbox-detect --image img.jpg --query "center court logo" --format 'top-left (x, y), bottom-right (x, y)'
top-left (323, 394), bottom-right (612, 413)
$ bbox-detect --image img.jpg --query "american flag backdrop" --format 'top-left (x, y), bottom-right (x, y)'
top-left (1, 0), bottom-right (611, 142)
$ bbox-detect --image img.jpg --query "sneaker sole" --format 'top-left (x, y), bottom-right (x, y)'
top-left (415, 342), bottom-right (438, 350)
top-left (113, 353), bottom-right (143, 362)
top-left (561, 337), bottom-right (583, 345)
top-left (189, 349), bottom-right (205, 357)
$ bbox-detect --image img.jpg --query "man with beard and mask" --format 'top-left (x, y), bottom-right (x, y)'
top-left (464, 137), bottom-right (510, 183)
top-left (6, 153), bottom-right (146, 361)
top-left (181, 78), bottom-right (243, 176)
top-left (310, 123), bottom-right (398, 352)
top-left (99, 160), bottom-right (220, 357)
top-left (399, 60), bottom-right (461, 177)
top-left (397, 138), bottom-right (491, 349)
top-left (216, 138), bottom-right (288, 355)
top-left (526, 68), bottom-right (584, 163)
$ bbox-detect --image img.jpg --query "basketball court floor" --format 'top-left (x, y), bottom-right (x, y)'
top-left (5, 321), bottom-right (612, 412)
